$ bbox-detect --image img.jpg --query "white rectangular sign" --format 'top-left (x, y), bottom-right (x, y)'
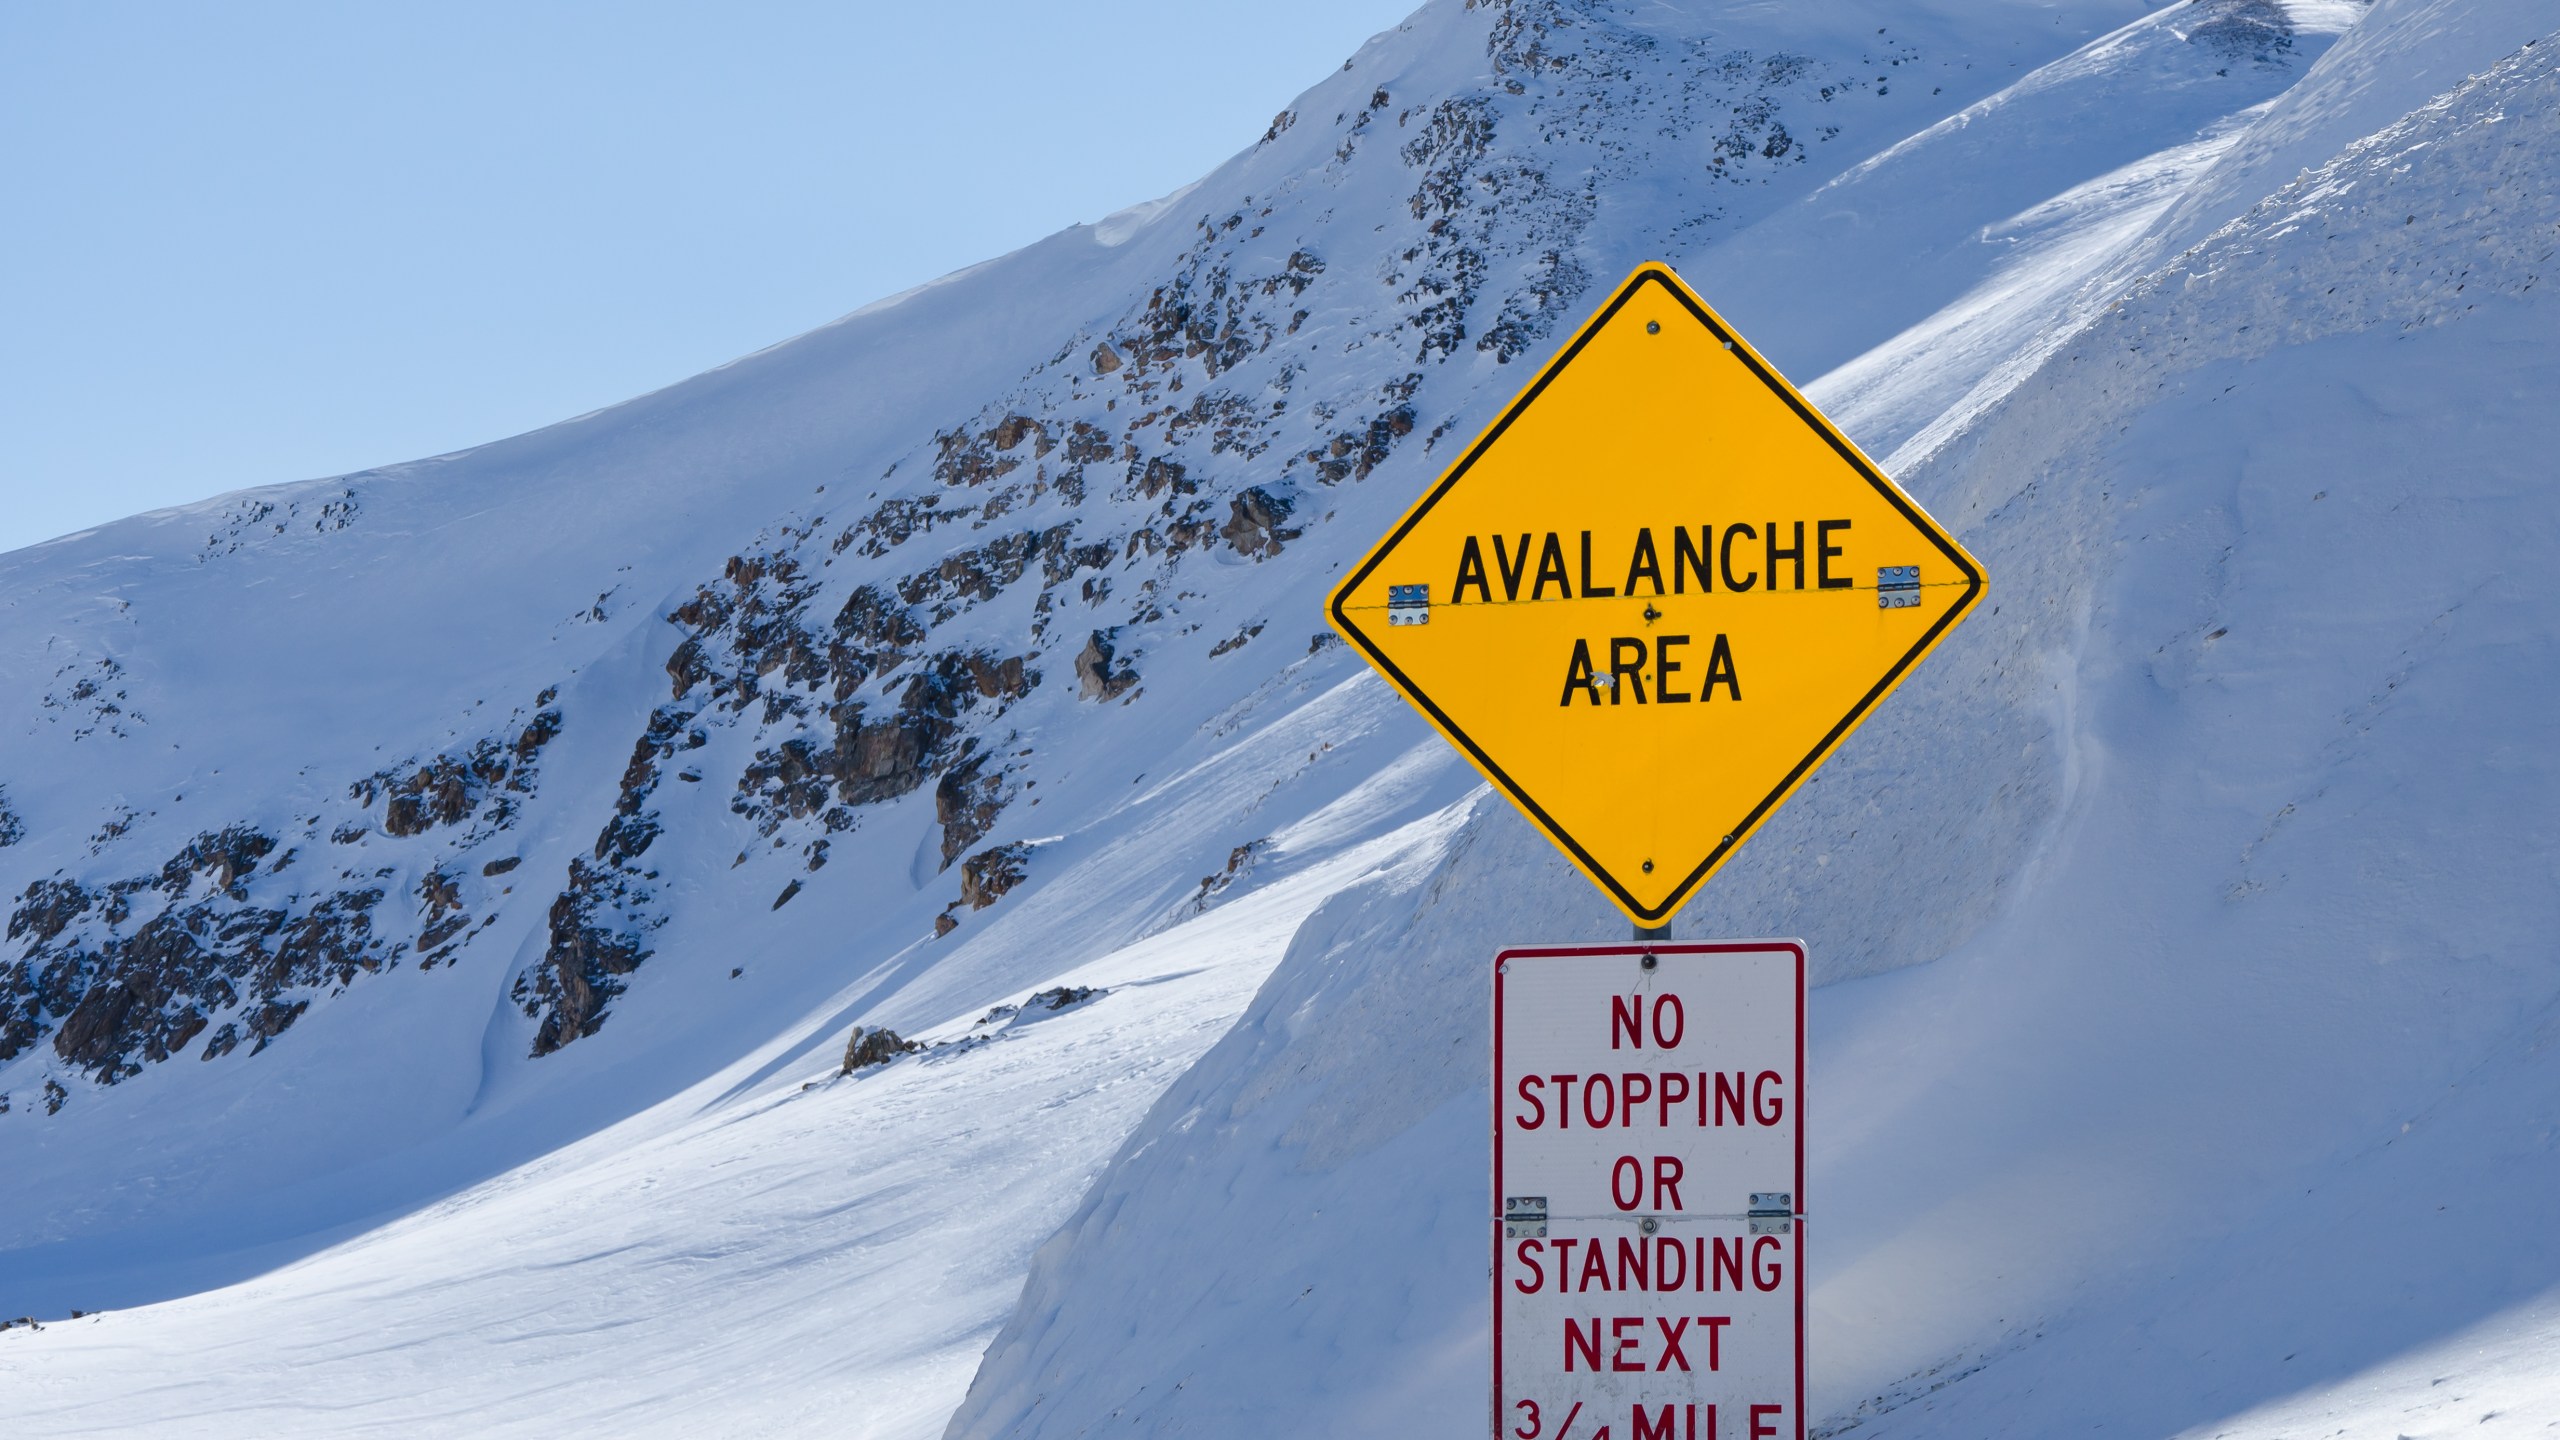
top-left (1495, 941), bottom-right (1806, 1440)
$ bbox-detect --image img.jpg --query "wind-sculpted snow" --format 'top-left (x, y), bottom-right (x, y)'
top-left (952, 16), bottom-right (2560, 1437)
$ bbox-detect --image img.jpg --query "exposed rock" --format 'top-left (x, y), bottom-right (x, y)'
top-left (1135, 457), bottom-right (1192, 500)
top-left (1190, 839), bottom-right (1268, 910)
top-left (1090, 342), bottom-right (1123, 374)
top-left (158, 826), bottom-right (275, 898)
top-left (730, 637), bottom-right (1035, 840)
top-left (239, 997), bottom-right (309, 1056)
top-left (517, 857), bottom-right (652, 1057)
top-left (1076, 630), bottom-right (1139, 702)
top-left (2, 830), bottom-right (397, 1080)
top-left (481, 856), bottom-right (521, 877)
top-left (1209, 623), bottom-right (1265, 658)
top-left (839, 496), bottom-right (971, 559)
top-left (840, 1024), bottom-right (922, 1074)
top-left (511, 697), bottom-right (691, 1054)
top-left (418, 868), bottom-right (462, 921)
top-left (353, 705), bottom-right (562, 839)
top-left (1299, 375), bottom-right (1423, 483)
top-left (665, 637), bottom-right (712, 698)
top-left (595, 708), bottom-right (699, 868)
top-left (54, 981), bottom-right (170, 1073)
top-left (772, 879), bottom-right (802, 910)
top-left (960, 842), bottom-right (1034, 910)
top-left (908, 649), bottom-right (1035, 715)
top-left (9, 878), bottom-right (92, 948)
top-left (988, 414), bottom-right (1050, 453)
top-left (935, 751), bottom-right (1013, 870)
top-left (1063, 420), bottom-right (1114, 464)
top-left (1221, 486), bottom-right (1301, 558)
top-left (933, 912), bottom-right (961, 938)
top-left (932, 424), bottom-right (1027, 489)
top-left (0, 786), bottom-right (22, 847)
top-left (2187, 0), bottom-right (2297, 67)
top-left (897, 528), bottom-right (1064, 621)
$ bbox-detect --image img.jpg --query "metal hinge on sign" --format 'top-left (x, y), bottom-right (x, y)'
top-left (1504, 1196), bottom-right (1548, 1239)
top-left (1877, 566), bottom-right (1920, 609)
top-left (1749, 1192), bottom-right (1795, 1236)
top-left (1388, 584), bottom-right (1431, 626)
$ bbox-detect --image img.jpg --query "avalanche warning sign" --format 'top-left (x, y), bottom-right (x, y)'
top-left (1494, 941), bottom-right (1806, 1440)
top-left (1328, 263), bottom-right (1984, 927)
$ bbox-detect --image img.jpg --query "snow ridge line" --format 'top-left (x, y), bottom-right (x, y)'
top-left (1904, 27), bottom-right (2559, 489)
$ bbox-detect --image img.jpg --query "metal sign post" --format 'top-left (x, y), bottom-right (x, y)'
top-left (1495, 942), bottom-right (1805, 1440)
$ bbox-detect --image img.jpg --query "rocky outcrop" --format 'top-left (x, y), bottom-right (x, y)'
top-left (0, 692), bottom-right (567, 1085)
top-left (840, 1025), bottom-right (921, 1073)
top-left (515, 857), bottom-right (653, 1056)
top-left (936, 751), bottom-right (1014, 870)
top-left (351, 699), bottom-right (562, 839)
top-left (960, 842), bottom-right (1034, 910)
top-left (1299, 375), bottom-right (1422, 484)
top-left (2, 831), bottom-right (397, 1082)
top-left (1220, 487), bottom-right (1300, 558)
top-left (1075, 631), bottom-right (1139, 702)
top-left (732, 646), bottom-right (1035, 833)
top-left (512, 705), bottom-right (693, 1055)
top-left (2187, 0), bottom-right (2300, 67)
top-left (529, 522), bottom-right (1070, 1051)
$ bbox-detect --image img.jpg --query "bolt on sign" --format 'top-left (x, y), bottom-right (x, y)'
top-left (1328, 263), bottom-right (1984, 925)
top-left (1496, 942), bottom-right (1805, 1440)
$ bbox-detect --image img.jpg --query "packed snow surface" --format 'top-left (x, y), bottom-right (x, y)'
top-left (7, 0), bottom-right (2560, 1435)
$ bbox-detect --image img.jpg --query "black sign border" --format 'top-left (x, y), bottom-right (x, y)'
top-left (1330, 266), bottom-right (1984, 923)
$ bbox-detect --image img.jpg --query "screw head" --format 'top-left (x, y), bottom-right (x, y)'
top-left (1645, 320), bottom-right (1661, 334)
top-left (1641, 859), bottom-right (1655, 873)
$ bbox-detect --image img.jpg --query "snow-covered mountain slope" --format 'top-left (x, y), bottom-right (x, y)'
top-left (0, 800), bottom-right (1473, 1437)
top-left (9, 0), bottom-right (2559, 1435)
top-left (949, 14), bottom-right (2560, 1438)
top-left (1697, 0), bottom-right (2364, 416)
top-left (0, 0), bottom-right (2157, 1318)
top-left (2151, 0), bottom-right (2551, 248)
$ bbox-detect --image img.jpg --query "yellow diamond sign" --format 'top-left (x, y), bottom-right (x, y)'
top-left (1328, 263), bottom-right (1984, 925)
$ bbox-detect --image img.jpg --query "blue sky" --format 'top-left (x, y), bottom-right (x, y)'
top-left (0, 1), bottom-right (1418, 554)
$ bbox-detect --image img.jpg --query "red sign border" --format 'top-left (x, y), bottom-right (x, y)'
top-left (1492, 939), bottom-right (1808, 1440)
